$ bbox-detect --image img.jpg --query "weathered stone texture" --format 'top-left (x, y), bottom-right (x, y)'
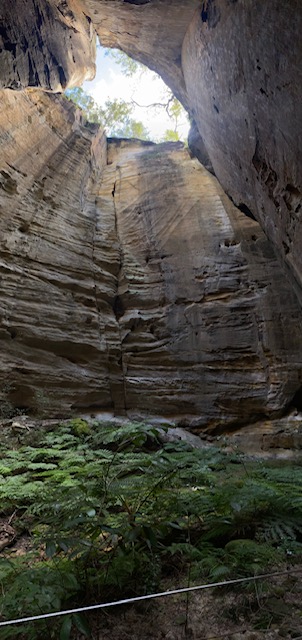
top-left (107, 140), bottom-right (302, 427)
top-left (0, 0), bottom-right (96, 91)
top-left (1, 0), bottom-right (301, 298)
top-left (182, 0), bottom-right (302, 293)
top-left (1, 91), bottom-right (301, 426)
top-left (0, 90), bottom-right (113, 413)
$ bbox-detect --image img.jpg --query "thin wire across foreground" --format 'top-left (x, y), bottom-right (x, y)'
top-left (0, 568), bottom-right (301, 628)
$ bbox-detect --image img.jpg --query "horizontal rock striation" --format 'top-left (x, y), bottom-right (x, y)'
top-left (1, 0), bottom-right (301, 298)
top-left (1, 91), bottom-right (302, 427)
top-left (107, 139), bottom-right (302, 428)
top-left (0, 90), bottom-right (113, 413)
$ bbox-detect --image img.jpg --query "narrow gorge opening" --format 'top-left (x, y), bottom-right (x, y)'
top-left (65, 43), bottom-right (190, 144)
top-left (0, 2), bottom-right (302, 637)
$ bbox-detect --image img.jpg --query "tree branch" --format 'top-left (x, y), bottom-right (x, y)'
top-left (131, 95), bottom-right (174, 116)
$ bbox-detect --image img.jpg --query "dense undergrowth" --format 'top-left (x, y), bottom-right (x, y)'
top-left (0, 419), bottom-right (302, 639)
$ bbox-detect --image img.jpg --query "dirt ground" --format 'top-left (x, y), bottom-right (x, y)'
top-left (71, 571), bottom-right (302, 640)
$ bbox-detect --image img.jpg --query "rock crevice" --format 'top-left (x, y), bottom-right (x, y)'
top-left (111, 165), bottom-right (127, 413)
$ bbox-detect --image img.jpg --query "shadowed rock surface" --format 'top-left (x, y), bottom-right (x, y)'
top-left (182, 0), bottom-right (302, 295)
top-left (1, 91), bottom-right (302, 427)
top-left (0, 0), bottom-right (96, 91)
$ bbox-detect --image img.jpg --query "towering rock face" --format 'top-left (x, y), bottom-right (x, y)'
top-left (0, 90), bottom-right (111, 413)
top-left (182, 0), bottom-right (302, 294)
top-left (84, 0), bottom-right (302, 295)
top-left (0, 0), bottom-right (96, 91)
top-left (0, 0), bottom-right (301, 294)
top-left (1, 91), bottom-right (302, 427)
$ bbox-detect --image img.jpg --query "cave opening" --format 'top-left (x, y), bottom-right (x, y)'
top-left (291, 386), bottom-right (302, 412)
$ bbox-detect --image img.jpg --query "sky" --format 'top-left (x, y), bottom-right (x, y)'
top-left (82, 45), bottom-right (190, 142)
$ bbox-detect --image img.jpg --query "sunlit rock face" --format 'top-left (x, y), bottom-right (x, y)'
top-left (0, 90), bottom-right (112, 413)
top-left (1, 91), bottom-right (302, 427)
top-left (0, 0), bottom-right (96, 91)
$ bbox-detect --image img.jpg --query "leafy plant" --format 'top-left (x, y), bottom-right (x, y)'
top-left (65, 88), bottom-right (150, 140)
top-left (66, 49), bottom-right (189, 143)
top-left (1, 419), bottom-right (302, 638)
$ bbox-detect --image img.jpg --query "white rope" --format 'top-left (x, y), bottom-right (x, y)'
top-left (0, 568), bottom-right (300, 628)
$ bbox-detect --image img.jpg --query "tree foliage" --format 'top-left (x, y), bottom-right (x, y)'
top-left (66, 49), bottom-right (188, 142)
top-left (109, 48), bottom-right (186, 141)
top-left (66, 87), bottom-right (150, 140)
top-left (107, 49), bottom-right (142, 77)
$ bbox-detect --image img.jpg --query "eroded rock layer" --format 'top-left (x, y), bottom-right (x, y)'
top-left (0, 90), bottom-right (113, 413)
top-left (0, 91), bottom-right (302, 427)
top-left (107, 140), bottom-right (302, 427)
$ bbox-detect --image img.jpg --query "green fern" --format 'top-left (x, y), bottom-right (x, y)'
top-left (1, 419), bottom-right (302, 639)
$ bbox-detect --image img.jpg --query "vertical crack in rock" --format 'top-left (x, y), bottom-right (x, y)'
top-left (87, 137), bottom-right (129, 417)
top-left (77, 125), bottom-right (125, 415)
top-left (111, 168), bottom-right (127, 413)
top-left (89, 164), bottom-right (109, 410)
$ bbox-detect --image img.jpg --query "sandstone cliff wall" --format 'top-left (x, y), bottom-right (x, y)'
top-left (0, 90), bottom-right (112, 413)
top-left (1, 1), bottom-right (301, 294)
top-left (1, 91), bottom-right (301, 428)
top-left (83, 0), bottom-right (302, 296)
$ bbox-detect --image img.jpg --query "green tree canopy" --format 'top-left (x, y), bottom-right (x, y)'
top-left (66, 50), bottom-right (189, 142)
top-left (108, 49), bottom-right (186, 141)
top-left (66, 87), bottom-right (151, 140)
